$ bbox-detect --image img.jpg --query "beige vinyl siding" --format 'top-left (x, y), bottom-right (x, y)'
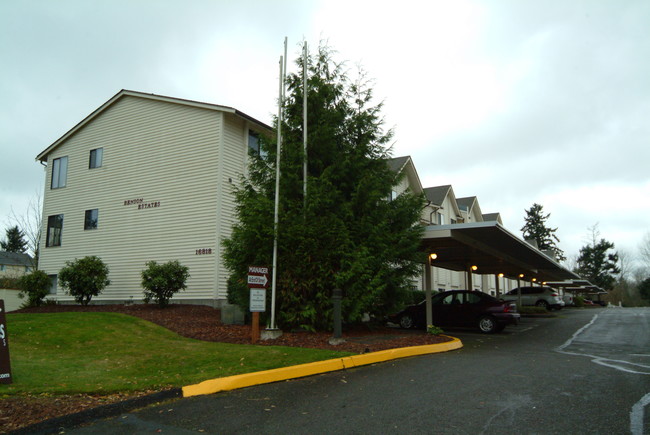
top-left (40, 96), bottom-right (232, 303)
top-left (213, 115), bottom-right (251, 299)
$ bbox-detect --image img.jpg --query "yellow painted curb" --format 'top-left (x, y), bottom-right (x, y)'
top-left (182, 335), bottom-right (462, 398)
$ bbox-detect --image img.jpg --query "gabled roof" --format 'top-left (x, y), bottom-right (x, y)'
top-left (423, 185), bottom-right (451, 206)
top-left (387, 156), bottom-right (410, 173)
top-left (36, 89), bottom-right (273, 162)
top-left (457, 196), bottom-right (483, 221)
top-left (0, 251), bottom-right (32, 267)
top-left (387, 156), bottom-right (423, 194)
top-left (456, 196), bottom-right (476, 212)
top-left (423, 185), bottom-right (463, 220)
top-left (482, 212), bottom-right (502, 224)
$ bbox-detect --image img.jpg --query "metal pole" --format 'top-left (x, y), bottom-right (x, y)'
top-left (425, 261), bottom-right (433, 327)
top-left (495, 274), bottom-right (501, 297)
top-left (270, 53), bottom-right (284, 331)
top-left (466, 265), bottom-right (473, 291)
top-left (303, 41), bottom-right (308, 206)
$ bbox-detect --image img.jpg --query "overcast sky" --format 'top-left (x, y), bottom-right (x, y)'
top-left (1, 0), bottom-right (648, 267)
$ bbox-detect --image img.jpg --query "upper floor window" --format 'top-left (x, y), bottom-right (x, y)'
top-left (388, 190), bottom-right (398, 201)
top-left (438, 213), bottom-right (445, 225)
top-left (46, 214), bottom-right (64, 247)
top-left (84, 209), bottom-right (98, 230)
top-left (51, 156), bottom-right (68, 189)
top-left (248, 132), bottom-right (267, 159)
top-left (89, 148), bottom-right (103, 169)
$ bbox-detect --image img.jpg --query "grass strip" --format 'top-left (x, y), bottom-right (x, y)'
top-left (0, 312), bottom-right (352, 395)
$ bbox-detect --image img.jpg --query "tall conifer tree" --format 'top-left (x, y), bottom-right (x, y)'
top-left (521, 203), bottom-right (565, 261)
top-left (575, 224), bottom-right (620, 290)
top-left (223, 44), bottom-right (425, 330)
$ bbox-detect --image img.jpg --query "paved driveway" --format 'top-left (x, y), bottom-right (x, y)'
top-left (66, 307), bottom-right (650, 434)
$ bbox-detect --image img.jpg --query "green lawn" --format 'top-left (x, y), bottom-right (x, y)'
top-left (0, 312), bottom-right (352, 395)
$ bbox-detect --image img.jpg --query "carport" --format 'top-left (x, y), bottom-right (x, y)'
top-left (547, 280), bottom-right (606, 304)
top-left (419, 221), bottom-right (579, 326)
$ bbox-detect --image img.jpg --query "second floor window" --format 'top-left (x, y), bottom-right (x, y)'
top-left (51, 156), bottom-right (68, 189)
top-left (248, 132), bottom-right (267, 159)
top-left (84, 209), bottom-right (98, 230)
top-left (46, 214), bottom-right (64, 247)
top-left (89, 148), bottom-right (103, 169)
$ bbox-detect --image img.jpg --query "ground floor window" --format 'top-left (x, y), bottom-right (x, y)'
top-left (48, 274), bottom-right (57, 295)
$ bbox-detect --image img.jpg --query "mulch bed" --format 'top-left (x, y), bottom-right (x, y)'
top-left (2, 304), bottom-right (450, 432)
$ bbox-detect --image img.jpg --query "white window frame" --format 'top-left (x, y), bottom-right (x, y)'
top-left (51, 156), bottom-right (68, 189)
top-left (89, 148), bottom-right (103, 169)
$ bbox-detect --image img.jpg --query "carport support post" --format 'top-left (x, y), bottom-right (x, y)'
top-left (466, 265), bottom-right (474, 291)
top-left (425, 263), bottom-right (433, 327)
top-left (495, 274), bottom-right (501, 297)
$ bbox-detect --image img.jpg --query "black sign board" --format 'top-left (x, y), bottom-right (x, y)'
top-left (0, 300), bottom-right (12, 384)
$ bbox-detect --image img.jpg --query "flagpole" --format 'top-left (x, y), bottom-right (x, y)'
top-left (303, 41), bottom-right (308, 206)
top-left (270, 38), bottom-right (287, 331)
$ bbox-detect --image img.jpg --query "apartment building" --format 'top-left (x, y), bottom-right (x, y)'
top-left (36, 90), bottom-right (271, 306)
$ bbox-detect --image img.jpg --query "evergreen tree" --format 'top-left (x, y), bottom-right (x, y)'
top-left (223, 44), bottom-right (425, 331)
top-left (639, 277), bottom-right (650, 302)
top-left (520, 203), bottom-right (565, 261)
top-left (575, 225), bottom-right (620, 290)
top-left (1, 225), bottom-right (28, 253)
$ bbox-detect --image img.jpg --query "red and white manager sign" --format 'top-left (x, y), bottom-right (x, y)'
top-left (247, 266), bottom-right (269, 289)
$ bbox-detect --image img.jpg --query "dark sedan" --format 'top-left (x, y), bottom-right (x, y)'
top-left (388, 290), bottom-right (520, 333)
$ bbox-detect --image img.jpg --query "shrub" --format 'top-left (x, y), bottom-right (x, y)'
top-left (0, 277), bottom-right (20, 290)
top-left (58, 256), bottom-right (110, 305)
top-left (427, 324), bottom-right (444, 335)
top-left (141, 260), bottom-right (190, 307)
top-left (18, 270), bottom-right (51, 308)
top-left (518, 306), bottom-right (549, 315)
top-left (574, 296), bottom-right (585, 308)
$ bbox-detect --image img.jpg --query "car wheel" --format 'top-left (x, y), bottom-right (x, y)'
top-left (399, 314), bottom-right (414, 329)
top-left (478, 315), bottom-right (498, 333)
top-left (535, 300), bottom-right (549, 310)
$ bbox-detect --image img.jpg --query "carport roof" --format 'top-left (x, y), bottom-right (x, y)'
top-left (546, 280), bottom-right (605, 293)
top-left (421, 221), bottom-right (579, 282)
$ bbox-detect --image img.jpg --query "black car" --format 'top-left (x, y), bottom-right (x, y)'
top-left (388, 290), bottom-right (520, 334)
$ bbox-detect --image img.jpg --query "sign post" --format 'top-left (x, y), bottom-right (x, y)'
top-left (248, 266), bottom-right (269, 343)
top-left (0, 300), bottom-right (12, 384)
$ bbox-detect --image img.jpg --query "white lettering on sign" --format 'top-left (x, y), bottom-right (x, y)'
top-left (248, 266), bottom-right (269, 274)
top-left (247, 275), bottom-right (268, 287)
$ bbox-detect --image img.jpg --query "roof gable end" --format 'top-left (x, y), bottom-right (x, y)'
top-left (36, 89), bottom-right (272, 162)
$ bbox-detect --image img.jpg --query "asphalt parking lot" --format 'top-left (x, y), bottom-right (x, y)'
top-left (64, 307), bottom-right (650, 434)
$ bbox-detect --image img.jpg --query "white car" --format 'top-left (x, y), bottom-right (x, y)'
top-left (501, 286), bottom-right (564, 310)
top-left (562, 293), bottom-right (574, 307)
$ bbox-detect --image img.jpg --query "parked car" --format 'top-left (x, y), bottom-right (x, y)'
top-left (387, 290), bottom-right (520, 334)
top-left (500, 286), bottom-right (564, 310)
top-left (562, 292), bottom-right (574, 307)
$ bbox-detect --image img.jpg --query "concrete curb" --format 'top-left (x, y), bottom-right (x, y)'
top-left (182, 335), bottom-right (463, 397)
